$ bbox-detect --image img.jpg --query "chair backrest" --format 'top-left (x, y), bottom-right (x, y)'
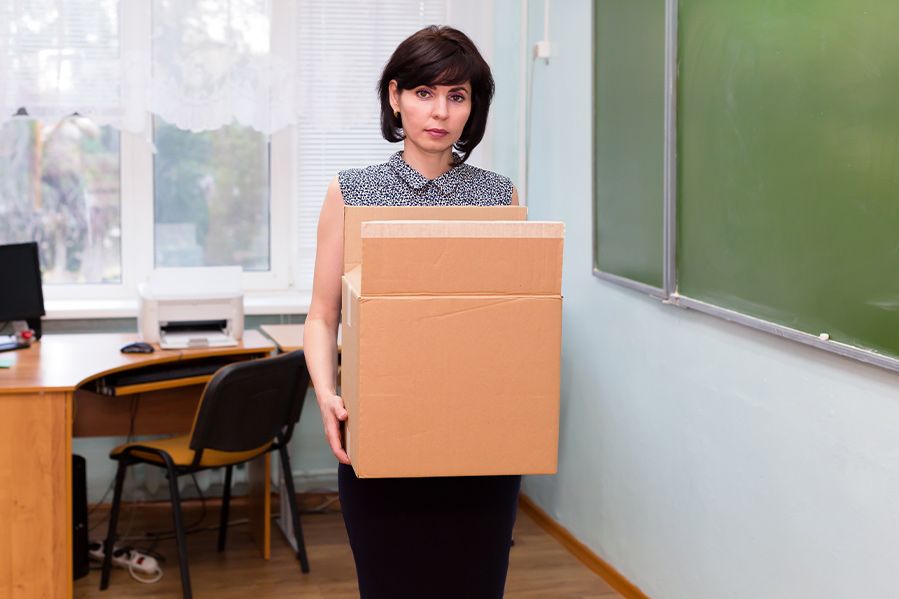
top-left (188, 350), bottom-right (311, 459)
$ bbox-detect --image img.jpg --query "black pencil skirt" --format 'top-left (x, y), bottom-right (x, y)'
top-left (338, 464), bottom-right (522, 599)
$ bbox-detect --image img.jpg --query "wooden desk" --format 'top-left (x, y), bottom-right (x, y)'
top-left (260, 323), bottom-right (341, 352)
top-left (0, 331), bottom-right (274, 599)
top-left (260, 323), bottom-right (305, 352)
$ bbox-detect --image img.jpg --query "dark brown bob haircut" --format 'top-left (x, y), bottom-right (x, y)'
top-left (378, 26), bottom-right (494, 163)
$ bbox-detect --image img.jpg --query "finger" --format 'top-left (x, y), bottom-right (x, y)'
top-left (330, 396), bottom-right (348, 421)
top-left (324, 416), bottom-right (351, 464)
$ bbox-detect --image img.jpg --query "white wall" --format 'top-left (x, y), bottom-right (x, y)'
top-left (517, 1), bottom-right (899, 597)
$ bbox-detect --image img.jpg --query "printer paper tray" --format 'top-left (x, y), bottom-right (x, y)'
top-left (159, 331), bottom-right (239, 349)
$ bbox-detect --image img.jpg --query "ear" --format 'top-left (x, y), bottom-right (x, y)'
top-left (388, 80), bottom-right (400, 113)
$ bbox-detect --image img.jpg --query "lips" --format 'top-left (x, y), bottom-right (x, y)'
top-left (425, 128), bottom-right (449, 137)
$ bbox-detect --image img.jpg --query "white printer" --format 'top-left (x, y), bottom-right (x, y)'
top-left (138, 267), bottom-right (244, 349)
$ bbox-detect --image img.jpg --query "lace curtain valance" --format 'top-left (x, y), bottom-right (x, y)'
top-left (0, 0), bottom-right (296, 135)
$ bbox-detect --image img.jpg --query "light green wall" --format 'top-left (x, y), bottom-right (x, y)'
top-left (517, 1), bottom-right (899, 597)
top-left (489, 0), bottom-right (523, 188)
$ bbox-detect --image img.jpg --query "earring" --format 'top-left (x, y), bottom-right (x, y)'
top-left (393, 109), bottom-right (400, 119)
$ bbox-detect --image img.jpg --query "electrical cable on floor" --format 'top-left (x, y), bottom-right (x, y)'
top-left (88, 396), bottom-right (140, 532)
top-left (87, 480), bottom-right (117, 532)
top-left (302, 493), bottom-right (340, 513)
top-left (123, 518), bottom-right (252, 548)
top-left (117, 471), bottom-right (209, 551)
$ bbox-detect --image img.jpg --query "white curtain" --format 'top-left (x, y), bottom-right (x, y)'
top-left (291, 0), bottom-right (446, 291)
top-left (0, 0), bottom-right (495, 298)
top-left (1, 0), bottom-right (294, 135)
top-left (150, 0), bottom-right (296, 133)
top-left (0, 0), bottom-right (144, 130)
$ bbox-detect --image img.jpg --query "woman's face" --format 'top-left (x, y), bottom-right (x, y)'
top-left (390, 80), bottom-right (472, 157)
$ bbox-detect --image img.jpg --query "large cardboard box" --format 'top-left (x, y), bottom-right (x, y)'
top-left (341, 206), bottom-right (563, 478)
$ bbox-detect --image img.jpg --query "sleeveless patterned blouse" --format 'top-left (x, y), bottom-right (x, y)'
top-left (338, 151), bottom-right (513, 206)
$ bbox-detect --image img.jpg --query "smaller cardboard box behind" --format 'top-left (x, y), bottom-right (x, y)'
top-left (341, 206), bottom-right (564, 478)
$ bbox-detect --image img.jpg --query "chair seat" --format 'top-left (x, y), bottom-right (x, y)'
top-left (111, 435), bottom-right (271, 468)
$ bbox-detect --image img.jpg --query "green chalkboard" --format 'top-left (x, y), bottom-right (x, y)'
top-left (593, 0), bottom-right (666, 289)
top-left (677, 0), bottom-right (899, 357)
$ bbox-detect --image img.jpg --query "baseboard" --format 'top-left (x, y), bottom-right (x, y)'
top-left (290, 469), bottom-right (338, 493)
top-left (518, 494), bottom-right (648, 599)
top-left (282, 491), bottom-right (342, 513)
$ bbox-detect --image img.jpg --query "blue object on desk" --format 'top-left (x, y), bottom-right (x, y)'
top-left (0, 339), bottom-right (29, 353)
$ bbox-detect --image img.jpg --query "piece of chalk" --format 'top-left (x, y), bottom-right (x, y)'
top-left (818, 333), bottom-right (830, 341)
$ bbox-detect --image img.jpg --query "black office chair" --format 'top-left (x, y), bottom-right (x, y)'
top-left (100, 350), bottom-right (312, 599)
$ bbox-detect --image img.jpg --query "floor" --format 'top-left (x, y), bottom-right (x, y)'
top-left (75, 497), bottom-right (622, 598)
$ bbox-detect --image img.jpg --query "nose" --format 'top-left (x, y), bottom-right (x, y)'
top-left (432, 95), bottom-right (448, 119)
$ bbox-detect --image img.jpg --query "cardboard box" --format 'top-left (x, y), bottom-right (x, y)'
top-left (341, 206), bottom-right (563, 478)
top-left (343, 205), bottom-right (528, 272)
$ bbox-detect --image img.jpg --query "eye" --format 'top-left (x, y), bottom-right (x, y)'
top-left (415, 88), bottom-right (432, 99)
top-left (449, 93), bottom-right (467, 103)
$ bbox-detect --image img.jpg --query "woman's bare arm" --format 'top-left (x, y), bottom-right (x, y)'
top-left (303, 176), bottom-right (350, 464)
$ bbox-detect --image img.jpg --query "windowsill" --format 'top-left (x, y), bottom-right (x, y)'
top-left (44, 291), bottom-right (312, 320)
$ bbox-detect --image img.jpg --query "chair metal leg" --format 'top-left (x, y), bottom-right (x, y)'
top-left (279, 445), bottom-right (310, 573)
top-left (218, 464), bottom-right (233, 552)
top-left (99, 460), bottom-right (128, 591)
top-left (165, 462), bottom-right (193, 599)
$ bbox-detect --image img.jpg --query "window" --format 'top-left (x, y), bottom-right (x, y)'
top-left (0, 115), bottom-right (121, 285)
top-left (0, 0), bottom-right (489, 311)
top-left (153, 117), bottom-right (271, 271)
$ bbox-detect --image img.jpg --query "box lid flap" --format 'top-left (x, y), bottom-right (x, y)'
top-left (343, 205), bottom-right (527, 273)
top-left (361, 220), bottom-right (562, 239)
top-left (360, 220), bottom-right (564, 296)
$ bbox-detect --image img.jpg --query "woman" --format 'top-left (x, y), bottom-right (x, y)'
top-left (303, 25), bottom-right (520, 599)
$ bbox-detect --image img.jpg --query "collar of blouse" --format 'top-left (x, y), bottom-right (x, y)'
top-left (388, 151), bottom-right (465, 195)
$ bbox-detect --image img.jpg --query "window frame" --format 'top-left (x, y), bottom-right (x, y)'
top-left (37, 0), bottom-right (496, 316)
top-left (41, 1), bottom-right (295, 306)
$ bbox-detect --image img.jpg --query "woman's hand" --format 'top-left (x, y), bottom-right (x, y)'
top-left (305, 176), bottom-right (350, 465)
top-left (318, 392), bottom-right (350, 464)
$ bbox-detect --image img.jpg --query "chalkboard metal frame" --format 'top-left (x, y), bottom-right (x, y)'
top-left (592, 0), bottom-right (899, 373)
top-left (591, 0), bottom-right (676, 300)
top-left (669, 296), bottom-right (899, 374)
top-left (662, 0), bottom-right (678, 297)
top-left (593, 268), bottom-right (666, 298)
top-left (663, 0), bottom-right (899, 374)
